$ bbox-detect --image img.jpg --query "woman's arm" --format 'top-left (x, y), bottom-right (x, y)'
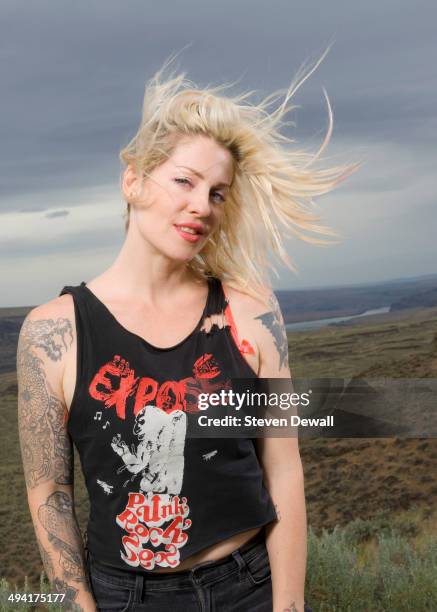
top-left (17, 302), bottom-right (96, 612)
top-left (254, 292), bottom-right (307, 612)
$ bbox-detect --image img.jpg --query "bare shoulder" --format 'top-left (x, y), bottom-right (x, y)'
top-left (222, 282), bottom-right (283, 326)
top-left (221, 282), bottom-right (271, 318)
top-left (24, 293), bottom-right (74, 324)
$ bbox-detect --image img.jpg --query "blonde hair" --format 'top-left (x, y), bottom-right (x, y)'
top-left (119, 49), bottom-right (359, 299)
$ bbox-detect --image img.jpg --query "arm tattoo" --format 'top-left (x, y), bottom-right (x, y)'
top-left (36, 538), bottom-right (55, 581)
top-left (283, 603), bottom-right (298, 612)
top-left (35, 491), bottom-right (92, 609)
top-left (17, 318), bottom-right (73, 489)
top-left (38, 490), bottom-right (92, 609)
top-left (21, 317), bottom-right (73, 361)
top-left (255, 294), bottom-right (289, 370)
top-left (18, 318), bottom-right (90, 610)
top-left (51, 578), bottom-right (83, 611)
top-left (38, 491), bottom-right (88, 584)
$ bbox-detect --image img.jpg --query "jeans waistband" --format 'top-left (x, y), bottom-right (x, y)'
top-left (88, 528), bottom-right (267, 590)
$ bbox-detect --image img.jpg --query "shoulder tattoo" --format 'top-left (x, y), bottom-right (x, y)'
top-left (255, 294), bottom-right (289, 370)
top-left (19, 317), bottom-right (73, 361)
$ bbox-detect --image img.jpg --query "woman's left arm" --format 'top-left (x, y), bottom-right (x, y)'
top-left (254, 292), bottom-right (307, 612)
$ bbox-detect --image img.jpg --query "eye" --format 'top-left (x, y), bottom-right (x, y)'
top-left (174, 177), bottom-right (192, 187)
top-left (211, 191), bottom-right (225, 204)
top-left (174, 177), bottom-right (225, 203)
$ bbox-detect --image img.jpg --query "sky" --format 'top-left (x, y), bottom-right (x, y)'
top-left (1, 0), bottom-right (436, 306)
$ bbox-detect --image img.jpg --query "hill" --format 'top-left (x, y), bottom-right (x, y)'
top-left (391, 286), bottom-right (437, 311)
top-left (277, 274), bottom-right (437, 323)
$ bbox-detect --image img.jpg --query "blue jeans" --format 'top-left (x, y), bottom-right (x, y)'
top-left (86, 530), bottom-right (313, 611)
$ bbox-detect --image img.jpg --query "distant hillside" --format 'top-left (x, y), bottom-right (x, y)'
top-left (276, 275), bottom-right (437, 323)
top-left (0, 309), bottom-right (30, 374)
top-left (391, 286), bottom-right (437, 311)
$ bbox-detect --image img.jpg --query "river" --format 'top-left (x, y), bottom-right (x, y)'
top-left (285, 306), bottom-right (391, 332)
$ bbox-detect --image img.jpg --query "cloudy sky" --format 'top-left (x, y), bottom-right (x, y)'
top-left (1, 0), bottom-right (436, 306)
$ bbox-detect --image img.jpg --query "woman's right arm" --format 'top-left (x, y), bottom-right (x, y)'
top-left (17, 300), bottom-right (96, 612)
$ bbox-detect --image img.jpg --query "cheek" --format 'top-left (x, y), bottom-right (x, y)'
top-left (142, 182), bottom-right (181, 213)
top-left (137, 196), bottom-right (175, 228)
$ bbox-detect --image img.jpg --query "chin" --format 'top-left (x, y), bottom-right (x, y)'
top-left (163, 247), bottom-right (202, 264)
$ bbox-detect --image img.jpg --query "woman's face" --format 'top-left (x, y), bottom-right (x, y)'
top-left (128, 135), bottom-right (234, 262)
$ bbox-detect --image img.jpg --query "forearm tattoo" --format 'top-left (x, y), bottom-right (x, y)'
top-left (255, 293), bottom-right (289, 369)
top-left (35, 490), bottom-right (91, 609)
top-left (38, 491), bottom-right (88, 583)
top-left (17, 318), bottom-right (73, 489)
top-left (36, 538), bottom-right (55, 581)
top-left (283, 603), bottom-right (298, 612)
top-left (51, 578), bottom-right (83, 611)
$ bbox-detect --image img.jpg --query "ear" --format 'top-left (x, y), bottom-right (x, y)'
top-left (121, 165), bottom-right (142, 203)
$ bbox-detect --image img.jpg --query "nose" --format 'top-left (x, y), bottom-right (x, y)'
top-left (186, 187), bottom-right (212, 218)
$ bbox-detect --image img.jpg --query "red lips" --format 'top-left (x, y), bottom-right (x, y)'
top-left (174, 222), bottom-right (206, 234)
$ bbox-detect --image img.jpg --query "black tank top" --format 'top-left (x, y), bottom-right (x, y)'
top-left (60, 277), bottom-right (277, 571)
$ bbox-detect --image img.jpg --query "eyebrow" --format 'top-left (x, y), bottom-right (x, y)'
top-left (175, 165), bottom-right (231, 189)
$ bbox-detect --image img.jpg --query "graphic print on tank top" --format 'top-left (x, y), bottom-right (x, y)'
top-left (87, 351), bottom-right (235, 569)
top-left (61, 277), bottom-right (275, 572)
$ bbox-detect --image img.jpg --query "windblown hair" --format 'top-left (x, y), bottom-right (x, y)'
top-left (119, 50), bottom-right (359, 297)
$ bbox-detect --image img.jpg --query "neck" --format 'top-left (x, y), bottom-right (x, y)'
top-left (101, 222), bottom-right (202, 303)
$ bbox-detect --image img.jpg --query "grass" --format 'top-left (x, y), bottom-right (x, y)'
top-left (305, 511), bottom-right (437, 611)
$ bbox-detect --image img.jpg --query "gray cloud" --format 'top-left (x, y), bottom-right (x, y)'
top-left (45, 209), bottom-right (70, 219)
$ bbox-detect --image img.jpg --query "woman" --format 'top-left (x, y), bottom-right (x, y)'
top-left (17, 57), bottom-right (355, 611)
